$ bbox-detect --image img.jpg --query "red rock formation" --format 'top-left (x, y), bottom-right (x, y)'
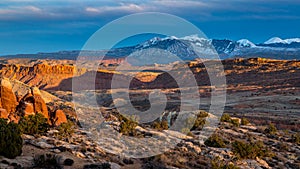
top-left (50, 109), bottom-right (67, 126)
top-left (31, 87), bottom-right (49, 119)
top-left (20, 87), bottom-right (49, 119)
top-left (0, 63), bottom-right (81, 89)
top-left (0, 78), bottom-right (18, 113)
top-left (0, 77), bottom-right (71, 125)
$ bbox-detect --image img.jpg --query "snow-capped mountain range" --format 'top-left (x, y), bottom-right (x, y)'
top-left (264, 37), bottom-right (300, 45)
top-left (2, 35), bottom-right (300, 60)
top-left (131, 35), bottom-right (300, 60)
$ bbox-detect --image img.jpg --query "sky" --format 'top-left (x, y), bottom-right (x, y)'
top-left (1, 0), bottom-right (300, 55)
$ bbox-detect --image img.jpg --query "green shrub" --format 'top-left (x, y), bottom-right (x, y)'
top-left (211, 157), bottom-right (240, 169)
top-left (55, 120), bottom-right (75, 142)
top-left (221, 113), bottom-right (231, 122)
top-left (231, 119), bottom-right (240, 127)
top-left (152, 120), bottom-right (169, 131)
top-left (119, 116), bottom-right (138, 136)
top-left (220, 114), bottom-right (241, 127)
top-left (191, 111), bottom-right (208, 130)
top-left (241, 118), bottom-right (249, 125)
top-left (291, 133), bottom-right (300, 145)
top-left (232, 140), bottom-right (272, 159)
top-left (0, 118), bottom-right (23, 159)
top-left (205, 134), bottom-right (226, 148)
top-left (264, 123), bottom-right (277, 135)
top-left (19, 113), bottom-right (50, 136)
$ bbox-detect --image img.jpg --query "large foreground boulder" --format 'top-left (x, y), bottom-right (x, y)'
top-left (50, 109), bottom-right (68, 126)
top-left (21, 87), bottom-right (49, 119)
top-left (0, 78), bottom-right (18, 113)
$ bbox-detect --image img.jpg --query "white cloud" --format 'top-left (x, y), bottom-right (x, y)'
top-left (0, 0), bottom-right (299, 21)
top-left (23, 5), bottom-right (41, 12)
top-left (86, 7), bottom-right (100, 13)
top-left (152, 0), bottom-right (209, 8)
top-left (85, 3), bottom-right (144, 14)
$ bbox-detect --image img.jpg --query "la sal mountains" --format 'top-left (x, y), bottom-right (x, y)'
top-left (2, 35), bottom-right (300, 60)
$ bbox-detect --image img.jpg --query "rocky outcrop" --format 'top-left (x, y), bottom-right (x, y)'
top-left (0, 78), bottom-right (18, 113)
top-left (0, 77), bottom-right (69, 125)
top-left (31, 87), bottom-right (49, 119)
top-left (20, 87), bottom-right (49, 119)
top-left (0, 63), bottom-right (85, 90)
top-left (50, 109), bottom-right (67, 126)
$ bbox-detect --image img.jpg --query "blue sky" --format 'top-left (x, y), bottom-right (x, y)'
top-left (1, 0), bottom-right (300, 55)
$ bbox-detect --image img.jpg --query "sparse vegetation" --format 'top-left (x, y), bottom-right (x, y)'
top-left (220, 113), bottom-right (240, 127)
top-left (291, 132), bottom-right (300, 145)
top-left (264, 123), bottom-right (277, 135)
top-left (241, 118), bottom-right (249, 125)
top-left (19, 113), bottom-right (50, 136)
top-left (231, 119), bottom-right (240, 127)
top-left (211, 157), bottom-right (240, 169)
top-left (221, 113), bottom-right (231, 122)
top-left (55, 120), bottom-right (75, 142)
top-left (34, 154), bottom-right (62, 169)
top-left (119, 115), bottom-right (138, 136)
top-left (152, 120), bottom-right (169, 131)
top-left (232, 140), bottom-right (272, 159)
top-left (191, 110), bottom-right (209, 130)
top-left (205, 134), bottom-right (226, 148)
top-left (0, 118), bottom-right (23, 159)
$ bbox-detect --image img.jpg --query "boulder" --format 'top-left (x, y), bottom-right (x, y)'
top-left (0, 78), bottom-right (18, 113)
top-left (21, 87), bottom-right (49, 119)
top-left (51, 109), bottom-right (68, 126)
top-left (31, 87), bottom-right (49, 119)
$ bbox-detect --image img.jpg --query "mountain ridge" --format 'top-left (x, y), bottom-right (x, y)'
top-left (2, 35), bottom-right (300, 60)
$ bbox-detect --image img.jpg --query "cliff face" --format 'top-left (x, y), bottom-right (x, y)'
top-left (0, 58), bottom-right (299, 91)
top-left (0, 63), bottom-right (85, 90)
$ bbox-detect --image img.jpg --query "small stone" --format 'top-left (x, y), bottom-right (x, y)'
top-left (53, 149), bottom-right (61, 153)
top-left (35, 141), bottom-right (54, 149)
top-left (51, 109), bottom-right (67, 126)
top-left (75, 151), bottom-right (86, 158)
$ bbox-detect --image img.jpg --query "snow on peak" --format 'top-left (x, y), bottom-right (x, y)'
top-left (237, 39), bottom-right (256, 47)
top-left (264, 37), bottom-right (300, 44)
top-left (264, 37), bottom-right (285, 44)
top-left (285, 38), bottom-right (300, 44)
top-left (160, 34), bottom-right (208, 42)
top-left (140, 37), bottom-right (161, 47)
top-left (139, 34), bottom-right (210, 47)
top-left (180, 34), bottom-right (207, 41)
